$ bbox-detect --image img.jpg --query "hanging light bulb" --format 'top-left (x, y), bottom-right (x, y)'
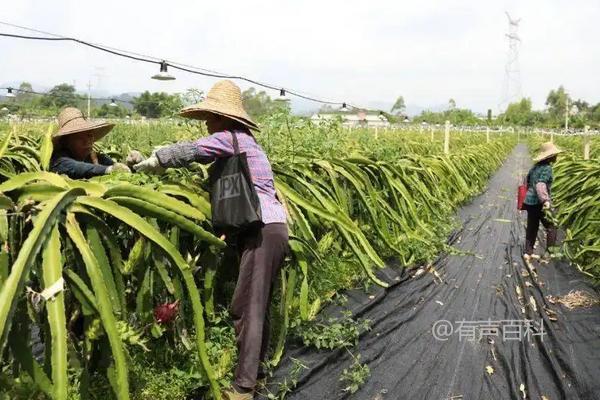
top-left (152, 61), bottom-right (176, 81)
top-left (6, 88), bottom-right (16, 98)
top-left (109, 99), bottom-right (118, 107)
top-left (340, 102), bottom-right (348, 112)
top-left (275, 89), bottom-right (290, 102)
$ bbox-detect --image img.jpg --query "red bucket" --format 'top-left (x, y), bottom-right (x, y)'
top-left (517, 184), bottom-right (527, 210)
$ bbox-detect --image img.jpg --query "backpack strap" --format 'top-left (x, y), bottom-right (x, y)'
top-left (230, 131), bottom-right (240, 155)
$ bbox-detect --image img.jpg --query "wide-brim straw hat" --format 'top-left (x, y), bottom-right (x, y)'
top-left (533, 142), bottom-right (563, 162)
top-left (179, 80), bottom-right (259, 131)
top-left (53, 107), bottom-right (115, 142)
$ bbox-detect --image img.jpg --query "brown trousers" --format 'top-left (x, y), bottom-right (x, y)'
top-left (231, 223), bottom-right (289, 389)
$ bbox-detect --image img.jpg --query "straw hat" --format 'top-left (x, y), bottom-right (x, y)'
top-left (533, 142), bottom-right (563, 162)
top-left (53, 107), bottom-right (114, 142)
top-left (179, 80), bottom-right (259, 131)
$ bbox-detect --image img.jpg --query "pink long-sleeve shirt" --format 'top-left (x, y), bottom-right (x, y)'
top-left (156, 130), bottom-right (287, 224)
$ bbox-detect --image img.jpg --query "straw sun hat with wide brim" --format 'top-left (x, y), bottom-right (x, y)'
top-left (533, 142), bottom-right (563, 162)
top-left (52, 107), bottom-right (115, 143)
top-left (179, 80), bottom-right (259, 131)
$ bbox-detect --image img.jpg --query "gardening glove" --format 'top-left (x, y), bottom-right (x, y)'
top-left (151, 145), bottom-right (169, 157)
top-left (133, 155), bottom-right (165, 174)
top-left (126, 150), bottom-right (145, 167)
top-left (105, 163), bottom-right (131, 174)
top-left (542, 201), bottom-right (551, 210)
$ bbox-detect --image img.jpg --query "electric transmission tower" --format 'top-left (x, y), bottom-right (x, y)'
top-left (500, 12), bottom-right (522, 111)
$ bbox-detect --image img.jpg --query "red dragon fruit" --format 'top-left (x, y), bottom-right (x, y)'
top-left (153, 300), bottom-right (180, 324)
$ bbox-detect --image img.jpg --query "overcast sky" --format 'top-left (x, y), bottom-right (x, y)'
top-left (0, 0), bottom-right (598, 114)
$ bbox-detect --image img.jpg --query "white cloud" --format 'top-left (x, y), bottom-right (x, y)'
top-left (0, 0), bottom-right (598, 113)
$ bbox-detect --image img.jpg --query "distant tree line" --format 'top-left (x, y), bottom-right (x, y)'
top-left (0, 82), bottom-right (288, 120)
top-left (393, 87), bottom-right (600, 128)
top-left (2, 82), bottom-right (598, 128)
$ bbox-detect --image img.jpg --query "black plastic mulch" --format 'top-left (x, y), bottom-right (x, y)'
top-left (258, 144), bottom-right (600, 400)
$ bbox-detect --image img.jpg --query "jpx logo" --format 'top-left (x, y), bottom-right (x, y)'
top-left (218, 173), bottom-right (242, 200)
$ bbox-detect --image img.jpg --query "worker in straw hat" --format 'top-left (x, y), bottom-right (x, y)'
top-left (50, 107), bottom-right (143, 179)
top-left (134, 80), bottom-right (288, 400)
top-left (522, 141), bottom-right (563, 263)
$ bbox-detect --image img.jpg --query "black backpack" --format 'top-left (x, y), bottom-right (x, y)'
top-left (208, 131), bottom-right (263, 234)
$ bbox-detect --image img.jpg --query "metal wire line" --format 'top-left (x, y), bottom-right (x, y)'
top-left (0, 23), bottom-right (362, 108)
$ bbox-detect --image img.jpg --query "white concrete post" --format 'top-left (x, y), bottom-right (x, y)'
top-left (444, 120), bottom-right (450, 155)
top-left (486, 126), bottom-right (490, 143)
top-left (583, 125), bottom-right (591, 160)
top-left (565, 97), bottom-right (569, 133)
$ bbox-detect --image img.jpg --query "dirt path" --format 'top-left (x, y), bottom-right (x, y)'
top-left (261, 144), bottom-right (600, 400)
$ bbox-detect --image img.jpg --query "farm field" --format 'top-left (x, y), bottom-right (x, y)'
top-left (1, 1), bottom-right (599, 398)
top-left (0, 119), bottom-right (598, 399)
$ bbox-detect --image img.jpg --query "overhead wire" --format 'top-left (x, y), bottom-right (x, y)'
top-left (0, 21), bottom-right (365, 109)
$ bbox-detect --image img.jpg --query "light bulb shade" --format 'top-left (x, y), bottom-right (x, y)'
top-left (340, 102), bottom-right (348, 112)
top-left (152, 61), bottom-right (175, 81)
top-left (6, 88), bottom-right (16, 98)
top-left (275, 88), bottom-right (290, 102)
top-left (1, 107), bottom-right (8, 112)
top-left (109, 99), bottom-right (118, 107)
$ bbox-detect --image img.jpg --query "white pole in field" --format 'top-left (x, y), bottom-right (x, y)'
top-left (583, 125), bottom-right (591, 160)
top-left (564, 97), bottom-right (569, 133)
top-left (430, 127), bottom-right (434, 142)
top-left (486, 126), bottom-right (490, 143)
top-left (444, 120), bottom-right (450, 155)
top-left (550, 130), bottom-right (554, 143)
top-left (374, 126), bottom-right (379, 140)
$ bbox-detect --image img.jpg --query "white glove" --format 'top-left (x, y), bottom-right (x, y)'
top-left (151, 145), bottom-right (169, 157)
top-left (542, 201), bottom-right (551, 210)
top-left (106, 163), bottom-right (131, 174)
top-left (126, 150), bottom-right (145, 167)
top-left (133, 155), bottom-right (165, 174)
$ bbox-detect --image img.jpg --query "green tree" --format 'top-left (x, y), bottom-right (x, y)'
top-left (40, 83), bottom-right (84, 109)
top-left (448, 98), bottom-right (456, 110)
top-left (94, 103), bottom-right (128, 118)
top-left (133, 91), bottom-right (183, 118)
top-left (16, 82), bottom-right (34, 103)
top-left (180, 88), bottom-right (204, 106)
top-left (242, 88), bottom-right (276, 119)
top-left (413, 108), bottom-right (479, 126)
top-left (391, 96), bottom-right (406, 115)
top-left (545, 86), bottom-right (570, 124)
top-left (589, 103), bottom-right (600, 127)
top-left (501, 98), bottom-right (534, 126)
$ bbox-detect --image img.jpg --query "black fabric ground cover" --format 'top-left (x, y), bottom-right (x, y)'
top-left (259, 144), bottom-right (600, 400)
